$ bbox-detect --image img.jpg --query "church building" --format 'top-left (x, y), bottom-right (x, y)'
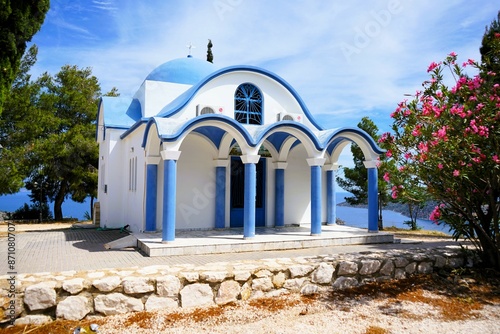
top-left (96, 55), bottom-right (383, 242)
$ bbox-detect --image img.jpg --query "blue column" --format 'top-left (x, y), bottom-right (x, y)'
top-left (274, 163), bottom-right (286, 227)
top-left (145, 163), bottom-right (158, 232)
top-left (215, 165), bottom-right (226, 229)
top-left (367, 166), bottom-right (379, 232)
top-left (244, 162), bottom-right (256, 239)
top-left (241, 154), bottom-right (260, 239)
top-left (310, 165), bottom-right (322, 235)
top-left (326, 169), bottom-right (336, 225)
top-left (161, 150), bottom-right (181, 242)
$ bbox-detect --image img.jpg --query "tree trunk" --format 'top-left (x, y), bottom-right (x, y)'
top-left (90, 196), bottom-right (94, 221)
top-left (53, 181), bottom-right (68, 221)
top-left (474, 222), bottom-right (500, 271)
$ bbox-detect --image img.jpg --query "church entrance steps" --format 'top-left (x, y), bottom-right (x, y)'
top-left (134, 225), bottom-right (394, 257)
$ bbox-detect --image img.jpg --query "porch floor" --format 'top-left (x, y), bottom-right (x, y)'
top-left (134, 224), bottom-right (395, 257)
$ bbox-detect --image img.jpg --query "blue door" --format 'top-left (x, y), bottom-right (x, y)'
top-left (230, 157), bottom-right (266, 227)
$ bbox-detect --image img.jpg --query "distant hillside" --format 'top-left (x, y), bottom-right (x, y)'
top-left (338, 197), bottom-right (437, 220)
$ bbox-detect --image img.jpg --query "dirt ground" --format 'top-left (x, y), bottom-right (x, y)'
top-left (2, 268), bottom-right (499, 334)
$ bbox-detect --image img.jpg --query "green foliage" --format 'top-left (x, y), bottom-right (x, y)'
top-left (480, 11), bottom-right (500, 82)
top-left (379, 49), bottom-right (500, 268)
top-left (11, 202), bottom-right (52, 221)
top-left (0, 0), bottom-right (49, 114)
top-left (0, 46), bottom-right (113, 220)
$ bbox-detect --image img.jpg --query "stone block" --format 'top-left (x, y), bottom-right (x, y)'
top-left (289, 265), bottom-right (314, 278)
top-left (332, 277), bottom-right (358, 290)
top-left (359, 260), bottom-right (381, 275)
top-left (252, 277), bottom-right (273, 292)
top-left (215, 280), bottom-right (241, 305)
top-left (337, 261), bottom-right (358, 276)
top-left (180, 283), bottom-right (214, 308)
top-left (93, 276), bottom-right (121, 292)
top-left (311, 263), bottom-right (334, 284)
top-left (94, 293), bottom-right (143, 315)
top-left (145, 295), bottom-right (178, 311)
top-left (56, 296), bottom-right (92, 320)
top-left (122, 277), bottom-right (154, 294)
top-left (24, 282), bottom-right (56, 311)
top-left (156, 275), bottom-right (181, 297)
top-left (62, 278), bottom-right (86, 295)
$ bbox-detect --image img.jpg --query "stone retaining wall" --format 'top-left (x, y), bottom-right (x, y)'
top-left (1, 247), bottom-right (472, 326)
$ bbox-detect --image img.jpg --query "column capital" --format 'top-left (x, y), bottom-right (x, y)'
top-left (146, 156), bottom-right (161, 165)
top-left (273, 162), bottom-right (288, 170)
top-left (306, 158), bottom-right (326, 167)
top-left (363, 160), bottom-right (378, 169)
top-left (240, 154), bottom-right (260, 164)
top-left (323, 162), bottom-right (340, 171)
top-left (161, 150), bottom-right (182, 161)
top-left (214, 159), bottom-right (229, 168)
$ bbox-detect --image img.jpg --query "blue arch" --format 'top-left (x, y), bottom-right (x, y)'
top-left (156, 65), bottom-right (324, 130)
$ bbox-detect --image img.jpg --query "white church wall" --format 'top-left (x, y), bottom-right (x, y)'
top-left (284, 144), bottom-right (311, 225)
top-left (121, 126), bottom-right (147, 233)
top-left (98, 129), bottom-right (126, 229)
top-left (176, 134), bottom-right (217, 229)
top-left (266, 157), bottom-right (276, 227)
top-left (141, 81), bottom-right (192, 118)
top-left (171, 72), bottom-right (314, 129)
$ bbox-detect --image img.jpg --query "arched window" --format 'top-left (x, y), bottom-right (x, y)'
top-left (234, 83), bottom-right (262, 125)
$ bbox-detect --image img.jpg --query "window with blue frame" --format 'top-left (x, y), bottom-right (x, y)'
top-left (234, 83), bottom-right (262, 125)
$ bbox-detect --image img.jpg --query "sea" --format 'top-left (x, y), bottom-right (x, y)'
top-left (0, 190), bottom-right (451, 234)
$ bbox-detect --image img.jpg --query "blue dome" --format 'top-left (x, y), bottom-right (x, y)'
top-left (146, 56), bottom-right (217, 85)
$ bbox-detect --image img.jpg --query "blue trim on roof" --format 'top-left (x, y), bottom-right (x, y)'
top-left (156, 65), bottom-right (323, 131)
top-left (325, 127), bottom-right (385, 155)
top-left (192, 126), bottom-right (227, 149)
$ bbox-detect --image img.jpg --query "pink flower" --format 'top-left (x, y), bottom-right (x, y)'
top-left (427, 61), bottom-right (439, 73)
top-left (383, 172), bottom-right (390, 182)
top-left (449, 52), bottom-right (457, 57)
top-left (404, 152), bottom-right (412, 160)
top-left (453, 170), bottom-right (460, 177)
top-left (429, 206), bottom-right (442, 222)
top-left (386, 150), bottom-right (392, 158)
top-left (438, 163), bottom-right (443, 169)
top-left (493, 155), bottom-right (500, 164)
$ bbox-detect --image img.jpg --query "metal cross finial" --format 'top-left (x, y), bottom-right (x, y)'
top-left (186, 42), bottom-right (196, 55)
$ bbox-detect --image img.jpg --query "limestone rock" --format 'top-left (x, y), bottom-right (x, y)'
top-left (56, 296), bottom-right (92, 320)
top-left (156, 275), bottom-right (181, 297)
top-left (122, 277), bottom-right (154, 294)
top-left (180, 284), bottom-right (214, 308)
top-left (283, 278), bottom-right (306, 292)
top-left (252, 277), bottom-right (273, 292)
top-left (394, 257), bottom-right (409, 268)
top-left (394, 268), bottom-right (406, 279)
top-left (93, 276), bottom-right (121, 292)
top-left (234, 271), bottom-right (251, 282)
top-left (145, 295), bottom-right (178, 311)
top-left (332, 277), bottom-right (358, 290)
top-left (94, 293), bottom-right (143, 315)
top-left (272, 272), bottom-right (286, 288)
top-left (380, 260), bottom-right (395, 276)
top-left (62, 278), bottom-right (86, 295)
top-left (311, 263), bottom-right (334, 284)
top-left (180, 272), bottom-right (199, 283)
top-left (24, 282), bottom-right (56, 311)
top-left (417, 262), bottom-right (433, 274)
top-left (337, 261), bottom-right (358, 276)
top-left (14, 314), bottom-right (52, 326)
top-left (300, 284), bottom-right (318, 296)
top-left (215, 280), bottom-right (241, 305)
top-left (254, 269), bottom-right (272, 278)
top-left (289, 265), bottom-right (314, 278)
top-left (200, 271), bottom-right (228, 283)
top-left (359, 260), bottom-right (381, 275)
top-left (240, 282), bottom-right (252, 301)
top-left (405, 262), bottom-right (417, 274)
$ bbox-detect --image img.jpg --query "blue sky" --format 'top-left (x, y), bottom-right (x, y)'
top-left (28, 0), bottom-right (498, 166)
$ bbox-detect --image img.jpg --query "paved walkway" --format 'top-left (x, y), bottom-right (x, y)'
top-left (0, 226), bottom-right (464, 275)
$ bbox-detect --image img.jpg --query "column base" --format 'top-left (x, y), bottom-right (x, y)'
top-left (161, 240), bottom-right (175, 244)
top-left (326, 223), bottom-right (336, 226)
top-left (243, 236), bottom-right (255, 240)
top-left (310, 233), bottom-right (321, 237)
top-left (368, 230), bottom-right (379, 233)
